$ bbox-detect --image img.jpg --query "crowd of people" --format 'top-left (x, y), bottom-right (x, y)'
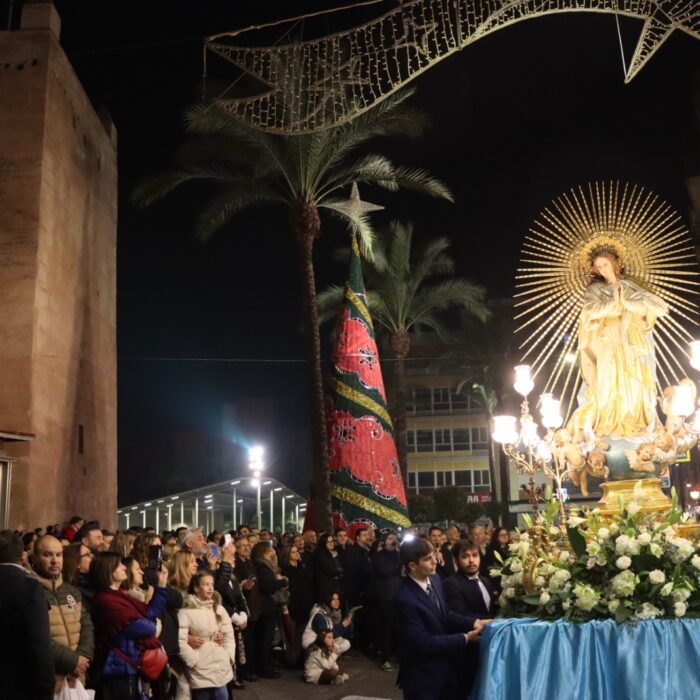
top-left (0, 516), bottom-right (511, 700)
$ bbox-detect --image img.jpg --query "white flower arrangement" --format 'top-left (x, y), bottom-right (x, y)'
top-left (495, 488), bottom-right (700, 623)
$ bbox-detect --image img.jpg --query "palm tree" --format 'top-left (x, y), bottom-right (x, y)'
top-left (318, 221), bottom-right (491, 483)
top-left (133, 90), bottom-right (452, 531)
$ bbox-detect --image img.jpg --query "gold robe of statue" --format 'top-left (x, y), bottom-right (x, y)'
top-left (569, 279), bottom-right (668, 438)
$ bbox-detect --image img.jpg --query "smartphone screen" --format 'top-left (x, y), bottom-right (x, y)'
top-left (223, 533), bottom-right (232, 547)
top-left (148, 544), bottom-right (162, 572)
top-left (210, 543), bottom-right (221, 558)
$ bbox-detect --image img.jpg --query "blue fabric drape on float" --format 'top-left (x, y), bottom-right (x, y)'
top-left (472, 617), bottom-right (700, 700)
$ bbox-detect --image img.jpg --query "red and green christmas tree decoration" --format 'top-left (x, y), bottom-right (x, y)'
top-left (327, 236), bottom-right (410, 535)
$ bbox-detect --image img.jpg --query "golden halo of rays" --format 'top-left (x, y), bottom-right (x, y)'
top-left (515, 181), bottom-right (700, 420)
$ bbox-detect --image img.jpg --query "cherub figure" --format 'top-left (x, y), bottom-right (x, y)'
top-left (653, 430), bottom-right (676, 464)
top-left (624, 443), bottom-right (656, 473)
top-left (553, 428), bottom-right (586, 480)
top-left (578, 450), bottom-right (610, 497)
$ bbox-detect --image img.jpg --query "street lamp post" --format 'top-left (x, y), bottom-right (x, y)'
top-left (249, 446), bottom-right (265, 530)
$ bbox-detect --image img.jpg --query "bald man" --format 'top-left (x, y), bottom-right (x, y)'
top-left (33, 535), bottom-right (94, 694)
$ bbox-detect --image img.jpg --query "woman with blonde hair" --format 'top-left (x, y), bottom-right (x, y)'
top-left (178, 572), bottom-right (235, 700)
top-left (110, 531), bottom-right (137, 558)
top-left (168, 550), bottom-right (198, 597)
top-left (162, 542), bottom-right (181, 564)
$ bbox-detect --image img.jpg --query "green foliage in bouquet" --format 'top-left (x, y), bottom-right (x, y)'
top-left (494, 484), bottom-right (700, 623)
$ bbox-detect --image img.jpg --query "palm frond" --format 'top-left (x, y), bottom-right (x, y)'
top-left (392, 166), bottom-right (454, 202)
top-left (316, 285), bottom-right (345, 326)
top-left (320, 202), bottom-right (376, 258)
top-left (410, 279), bottom-right (492, 324)
top-left (195, 184), bottom-right (284, 241)
top-left (317, 154), bottom-right (399, 199)
top-left (132, 164), bottom-right (252, 207)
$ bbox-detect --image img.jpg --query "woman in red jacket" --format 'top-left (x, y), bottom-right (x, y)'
top-left (90, 552), bottom-right (170, 700)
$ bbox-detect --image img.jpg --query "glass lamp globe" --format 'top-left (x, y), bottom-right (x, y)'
top-left (492, 416), bottom-right (518, 444)
top-left (513, 365), bottom-right (534, 397)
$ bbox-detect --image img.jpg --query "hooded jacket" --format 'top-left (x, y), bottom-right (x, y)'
top-left (177, 593), bottom-right (235, 689)
top-left (34, 571), bottom-right (94, 693)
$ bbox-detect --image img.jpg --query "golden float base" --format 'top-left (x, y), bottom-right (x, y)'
top-left (596, 478), bottom-right (671, 516)
top-left (676, 523), bottom-right (700, 543)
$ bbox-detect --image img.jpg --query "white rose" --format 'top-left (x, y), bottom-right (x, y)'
top-left (597, 527), bottom-right (610, 541)
top-left (672, 588), bottom-right (690, 603)
top-left (626, 501), bottom-right (641, 516)
top-left (674, 601), bottom-right (687, 617)
top-left (539, 591), bottom-right (551, 605)
top-left (573, 584), bottom-right (600, 612)
top-left (586, 541), bottom-right (601, 556)
top-left (611, 570), bottom-right (636, 597)
top-left (669, 537), bottom-right (694, 563)
top-left (608, 599), bottom-right (620, 613)
top-left (535, 576), bottom-right (546, 589)
top-left (616, 556), bottom-right (632, 570)
top-left (637, 532), bottom-right (652, 547)
top-left (586, 558), bottom-right (597, 569)
top-left (648, 569), bottom-right (666, 585)
top-left (636, 602), bottom-right (663, 620)
top-left (609, 523), bottom-right (620, 535)
top-left (650, 543), bottom-right (663, 558)
top-left (691, 555), bottom-right (700, 570)
top-left (559, 551), bottom-right (570, 564)
top-left (660, 582), bottom-right (674, 597)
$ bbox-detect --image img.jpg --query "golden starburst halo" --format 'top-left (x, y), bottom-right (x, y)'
top-left (515, 181), bottom-right (699, 418)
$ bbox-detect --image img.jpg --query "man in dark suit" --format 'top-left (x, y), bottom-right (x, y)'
top-left (395, 537), bottom-right (491, 700)
top-left (444, 540), bottom-right (497, 617)
top-left (0, 530), bottom-right (55, 700)
top-left (444, 540), bottom-right (497, 695)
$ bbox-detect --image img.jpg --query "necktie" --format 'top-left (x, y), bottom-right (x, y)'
top-left (426, 582), bottom-right (442, 614)
top-left (469, 576), bottom-right (491, 611)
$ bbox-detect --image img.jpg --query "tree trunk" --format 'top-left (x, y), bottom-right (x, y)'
top-left (290, 200), bottom-right (332, 533)
top-left (390, 330), bottom-right (411, 486)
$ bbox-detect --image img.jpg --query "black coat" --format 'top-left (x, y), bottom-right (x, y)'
top-left (443, 571), bottom-right (498, 617)
top-left (343, 543), bottom-right (372, 606)
top-left (0, 563), bottom-right (55, 700)
top-left (216, 569), bottom-right (250, 619)
top-left (371, 547), bottom-right (402, 601)
top-left (314, 548), bottom-right (343, 603)
top-left (281, 562), bottom-right (315, 623)
top-left (254, 560), bottom-right (287, 617)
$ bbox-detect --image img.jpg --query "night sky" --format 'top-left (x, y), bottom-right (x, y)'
top-left (40, 1), bottom-right (700, 504)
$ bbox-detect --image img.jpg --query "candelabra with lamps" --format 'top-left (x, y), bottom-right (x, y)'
top-left (492, 366), bottom-right (571, 520)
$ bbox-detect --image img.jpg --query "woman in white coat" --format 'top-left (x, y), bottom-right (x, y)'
top-left (178, 572), bottom-right (235, 700)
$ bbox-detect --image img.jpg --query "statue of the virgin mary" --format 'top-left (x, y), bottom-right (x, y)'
top-left (569, 237), bottom-right (669, 439)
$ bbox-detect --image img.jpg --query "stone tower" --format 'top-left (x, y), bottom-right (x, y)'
top-left (0, 2), bottom-right (118, 529)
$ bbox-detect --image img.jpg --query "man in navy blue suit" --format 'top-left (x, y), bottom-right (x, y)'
top-left (395, 537), bottom-right (492, 700)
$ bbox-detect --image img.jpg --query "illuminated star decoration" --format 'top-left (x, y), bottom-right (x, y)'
top-left (332, 182), bottom-right (385, 220)
top-left (206, 0), bottom-right (700, 134)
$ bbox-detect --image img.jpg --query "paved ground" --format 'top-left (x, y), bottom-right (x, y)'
top-left (233, 650), bottom-right (403, 700)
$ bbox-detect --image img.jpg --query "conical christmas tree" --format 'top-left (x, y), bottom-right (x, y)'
top-left (325, 236), bottom-right (410, 536)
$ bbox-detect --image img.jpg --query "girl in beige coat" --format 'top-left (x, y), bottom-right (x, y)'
top-left (177, 573), bottom-right (235, 700)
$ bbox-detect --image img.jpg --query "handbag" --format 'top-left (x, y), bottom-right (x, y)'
top-left (273, 586), bottom-right (291, 607)
top-left (110, 643), bottom-right (169, 681)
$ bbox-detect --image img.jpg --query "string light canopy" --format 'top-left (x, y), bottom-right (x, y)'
top-left (515, 181), bottom-right (700, 420)
top-left (204, 0), bottom-right (699, 134)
